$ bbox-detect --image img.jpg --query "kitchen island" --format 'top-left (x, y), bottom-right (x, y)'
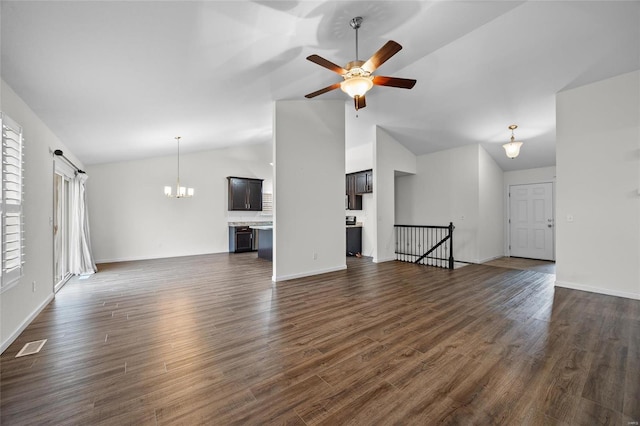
top-left (250, 225), bottom-right (273, 261)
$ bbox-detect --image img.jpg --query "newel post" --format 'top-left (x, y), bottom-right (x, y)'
top-left (448, 222), bottom-right (454, 269)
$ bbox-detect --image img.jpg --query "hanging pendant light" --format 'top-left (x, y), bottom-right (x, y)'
top-left (164, 136), bottom-right (194, 198)
top-left (503, 125), bottom-right (523, 159)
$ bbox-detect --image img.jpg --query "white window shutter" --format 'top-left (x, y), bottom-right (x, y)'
top-left (1, 113), bottom-right (25, 291)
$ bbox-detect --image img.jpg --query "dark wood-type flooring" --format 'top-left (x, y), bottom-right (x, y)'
top-left (1, 253), bottom-right (638, 425)
top-left (483, 257), bottom-right (556, 275)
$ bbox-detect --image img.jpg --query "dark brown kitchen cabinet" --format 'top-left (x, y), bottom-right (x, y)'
top-left (345, 173), bottom-right (362, 210)
top-left (346, 169), bottom-right (372, 210)
top-left (227, 177), bottom-right (263, 211)
top-left (346, 226), bottom-right (362, 256)
top-left (228, 226), bottom-right (256, 252)
top-left (355, 169), bottom-right (373, 194)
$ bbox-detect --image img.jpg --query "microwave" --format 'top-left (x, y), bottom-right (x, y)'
top-left (346, 216), bottom-right (356, 225)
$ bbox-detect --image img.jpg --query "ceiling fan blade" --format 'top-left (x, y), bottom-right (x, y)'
top-left (306, 54), bottom-right (348, 75)
top-left (362, 40), bottom-right (402, 73)
top-left (305, 82), bottom-right (341, 99)
top-left (372, 75), bottom-right (417, 89)
top-left (354, 95), bottom-right (366, 110)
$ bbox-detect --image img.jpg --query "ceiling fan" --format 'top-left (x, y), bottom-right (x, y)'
top-left (305, 16), bottom-right (417, 111)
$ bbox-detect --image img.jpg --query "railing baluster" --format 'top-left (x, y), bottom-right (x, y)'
top-left (403, 226), bottom-right (407, 263)
top-left (426, 228), bottom-right (433, 265)
top-left (438, 228), bottom-right (441, 268)
top-left (436, 228), bottom-right (439, 268)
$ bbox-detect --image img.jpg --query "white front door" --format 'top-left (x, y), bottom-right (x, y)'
top-left (509, 182), bottom-right (554, 261)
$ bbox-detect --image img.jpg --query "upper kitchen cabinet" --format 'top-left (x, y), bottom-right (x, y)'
top-left (227, 176), bottom-right (263, 211)
top-left (355, 169), bottom-right (373, 194)
top-left (345, 169), bottom-right (372, 210)
top-left (345, 173), bottom-right (362, 211)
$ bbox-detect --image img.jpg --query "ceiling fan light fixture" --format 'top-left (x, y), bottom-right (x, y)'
top-left (340, 76), bottom-right (373, 98)
top-left (503, 125), bottom-right (523, 159)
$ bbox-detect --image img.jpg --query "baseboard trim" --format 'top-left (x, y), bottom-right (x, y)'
top-left (555, 280), bottom-right (640, 300)
top-left (1, 293), bottom-right (54, 354)
top-left (373, 256), bottom-right (396, 264)
top-left (95, 250), bottom-right (227, 265)
top-left (273, 264), bottom-right (347, 282)
top-left (478, 255), bottom-right (502, 264)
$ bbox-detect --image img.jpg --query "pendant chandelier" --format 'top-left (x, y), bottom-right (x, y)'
top-left (503, 125), bottom-right (523, 159)
top-left (164, 136), bottom-right (194, 198)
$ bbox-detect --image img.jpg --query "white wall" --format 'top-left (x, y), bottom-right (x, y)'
top-left (503, 166), bottom-right (556, 256)
top-left (273, 100), bottom-right (346, 281)
top-left (345, 108), bottom-right (375, 155)
top-left (0, 80), bottom-right (83, 352)
top-left (395, 144), bottom-right (480, 263)
top-left (556, 71), bottom-right (640, 300)
top-left (87, 143), bottom-right (272, 263)
top-left (478, 146), bottom-right (505, 262)
top-left (374, 127), bottom-right (417, 263)
top-left (346, 143), bottom-right (373, 174)
top-left (504, 166), bottom-right (556, 187)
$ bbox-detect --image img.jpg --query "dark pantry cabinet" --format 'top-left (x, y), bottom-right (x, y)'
top-left (227, 177), bottom-right (263, 211)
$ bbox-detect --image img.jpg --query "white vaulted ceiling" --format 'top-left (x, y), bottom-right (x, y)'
top-left (1, 1), bottom-right (639, 171)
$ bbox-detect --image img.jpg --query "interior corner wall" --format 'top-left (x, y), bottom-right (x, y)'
top-left (556, 70), bottom-right (640, 299)
top-left (394, 144), bottom-right (481, 264)
top-left (273, 100), bottom-right (346, 281)
top-left (1, 80), bottom-right (84, 353)
top-left (478, 145), bottom-right (504, 263)
top-left (87, 142), bottom-right (272, 263)
top-left (373, 127), bottom-right (416, 263)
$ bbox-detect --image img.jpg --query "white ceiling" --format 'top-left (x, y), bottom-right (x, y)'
top-left (1, 1), bottom-right (639, 171)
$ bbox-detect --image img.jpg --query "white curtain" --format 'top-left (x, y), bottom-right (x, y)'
top-left (69, 173), bottom-right (97, 275)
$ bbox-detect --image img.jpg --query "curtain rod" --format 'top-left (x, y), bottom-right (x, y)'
top-left (53, 149), bottom-right (85, 174)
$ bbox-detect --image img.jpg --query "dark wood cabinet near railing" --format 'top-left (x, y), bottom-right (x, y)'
top-left (227, 177), bottom-right (263, 211)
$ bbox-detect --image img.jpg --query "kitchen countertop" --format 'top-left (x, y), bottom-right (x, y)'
top-left (250, 225), bottom-right (273, 230)
top-left (228, 221), bottom-right (272, 227)
top-left (230, 222), bottom-right (360, 228)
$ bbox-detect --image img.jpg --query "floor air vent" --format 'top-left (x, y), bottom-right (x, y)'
top-left (15, 339), bottom-right (47, 358)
